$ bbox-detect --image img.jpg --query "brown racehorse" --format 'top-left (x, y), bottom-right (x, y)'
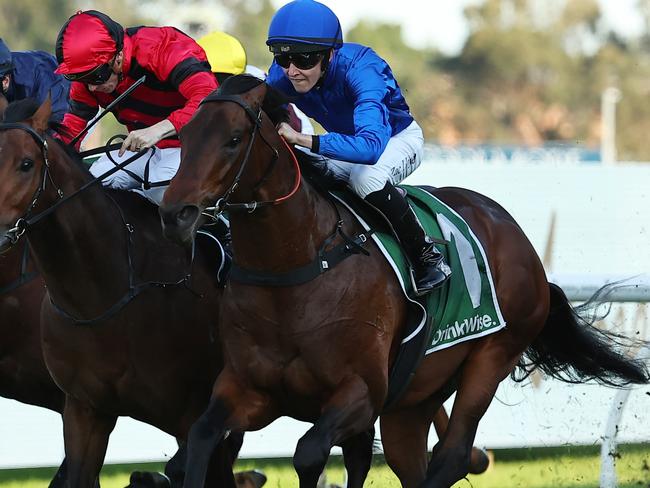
top-left (0, 93), bottom-right (186, 488)
top-left (0, 98), bottom-right (249, 488)
top-left (159, 75), bottom-right (649, 488)
top-left (0, 96), bottom-right (478, 488)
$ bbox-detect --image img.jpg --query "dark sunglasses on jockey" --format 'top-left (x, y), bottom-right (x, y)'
top-left (63, 58), bottom-right (114, 85)
top-left (274, 51), bottom-right (326, 70)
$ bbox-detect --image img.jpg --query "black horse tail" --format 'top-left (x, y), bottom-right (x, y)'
top-left (514, 283), bottom-right (650, 387)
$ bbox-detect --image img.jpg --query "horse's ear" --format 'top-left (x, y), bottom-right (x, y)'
top-left (30, 95), bottom-right (52, 133)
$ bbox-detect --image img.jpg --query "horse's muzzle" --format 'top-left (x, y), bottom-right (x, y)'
top-left (159, 203), bottom-right (200, 247)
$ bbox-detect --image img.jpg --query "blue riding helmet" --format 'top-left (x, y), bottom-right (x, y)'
top-left (267, 0), bottom-right (343, 54)
top-left (0, 39), bottom-right (13, 76)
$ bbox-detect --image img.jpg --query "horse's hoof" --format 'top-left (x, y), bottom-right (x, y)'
top-left (126, 471), bottom-right (171, 488)
top-left (235, 469), bottom-right (267, 488)
top-left (468, 447), bottom-right (491, 474)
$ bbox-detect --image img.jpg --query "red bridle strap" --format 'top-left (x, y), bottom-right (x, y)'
top-left (272, 136), bottom-right (302, 205)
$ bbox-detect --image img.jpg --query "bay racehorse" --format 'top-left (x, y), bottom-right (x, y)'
top-left (0, 96), bottom-right (395, 488)
top-left (159, 75), bottom-right (649, 488)
top-left (0, 98), bottom-right (247, 488)
top-left (0, 93), bottom-right (210, 488)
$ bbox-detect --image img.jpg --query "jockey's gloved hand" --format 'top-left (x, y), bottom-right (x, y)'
top-left (119, 119), bottom-right (176, 156)
top-left (277, 121), bottom-right (315, 151)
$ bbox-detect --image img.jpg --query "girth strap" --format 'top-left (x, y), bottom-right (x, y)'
top-left (229, 230), bottom-right (372, 287)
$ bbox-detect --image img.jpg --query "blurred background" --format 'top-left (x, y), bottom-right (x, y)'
top-left (0, 1), bottom-right (649, 486)
top-left (4, 0), bottom-right (650, 160)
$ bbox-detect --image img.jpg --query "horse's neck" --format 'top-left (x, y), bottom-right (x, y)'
top-left (230, 172), bottom-right (338, 271)
top-left (0, 242), bottom-right (26, 287)
top-left (27, 149), bottom-right (129, 316)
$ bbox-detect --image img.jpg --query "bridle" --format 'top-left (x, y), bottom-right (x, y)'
top-left (0, 71), bottom-right (146, 244)
top-left (197, 93), bottom-right (372, 288)
top-left (0, 124), bottom-right (146, 246)
top-left (0, 123), bottom-right (64, 244)
top-left (198, 93), bottom-right (301, 218)
top-left (0, 123), bottom-right (196, 324)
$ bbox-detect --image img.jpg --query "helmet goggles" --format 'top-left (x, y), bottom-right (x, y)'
top-left (63, 58), bottom-right (114, 85)
top-left (274, 51), bottom-right (325, 70)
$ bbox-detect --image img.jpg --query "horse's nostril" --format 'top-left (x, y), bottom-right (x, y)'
top-left (177, 205), bottom-right (199, 226)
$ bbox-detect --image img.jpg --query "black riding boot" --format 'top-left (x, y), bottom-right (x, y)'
top-left (365, 182), bottom-right (451, 294)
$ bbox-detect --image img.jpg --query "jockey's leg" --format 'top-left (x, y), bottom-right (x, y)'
top-left (89, 149), bottom-right (150, 190)
top-left (139, 147), bottom-right (181, 205)
top-left (364, 181), bottom-right (450, 293)
top-left (309, 122), bottom-right (450, 294)
top-left (350, 121), bottom-right (450, 293)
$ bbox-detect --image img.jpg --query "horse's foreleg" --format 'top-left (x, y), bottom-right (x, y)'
top-left (48, 457), bottom-right (102, 488)
top-left (293, 375), bottom-right (377, 488)
top-left (432, 407), bottom-right (490, 475)
top-left (184, 396), bottom-right (232, 488)
top-left (340, 427), bottom-right (375, 488)
top-left (422, 345), bottom-right (520, 488)
top-left (185, 368), bottom-right (276, 488)
top-left (380, 402), bottom-right (437, 488)
top-left (47, 458), bottom-right (68, 488)
top-left (126, 439), bottom-right (186, 488)
top-left (62, 395), bottom-right (116, 488)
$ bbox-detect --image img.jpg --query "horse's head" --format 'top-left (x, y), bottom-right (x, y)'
top-left (160, 75), bottom-right (288, 246)
top-left (0, 97), bottom-right (53, 252)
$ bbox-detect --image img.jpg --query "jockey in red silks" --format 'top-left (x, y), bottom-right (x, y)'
top-left (265, 0), bottom-right (451, 294)
top-left (54, 10), bottom-right (217, 204)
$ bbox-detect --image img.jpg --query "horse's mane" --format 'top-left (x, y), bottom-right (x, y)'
top-left (2, 98), bottom-right (41, 123)
top-left (217, 74), bottom-right (291, 127)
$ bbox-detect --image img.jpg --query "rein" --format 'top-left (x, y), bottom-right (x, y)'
top-left (199, 94), bottom-right (301, 218)
top-left (0, 123), bottom-right (63, 243)
top-left (0, 124), bottom-right (196, 325)
top-left (48, 192), bottom-right (198, 325)
top-left (0, 124), bottom-right (147, 245)
top-left (197, 91), bottom-right (372, 286)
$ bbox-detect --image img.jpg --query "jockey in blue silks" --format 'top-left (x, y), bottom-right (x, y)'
top-left (0, 38), bottom-right (70, 122)
top-left (265, 0), bottom-right (451, 294)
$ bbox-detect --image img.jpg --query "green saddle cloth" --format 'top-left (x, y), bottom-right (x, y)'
top-left (333, 185), bottom-right (505, 354)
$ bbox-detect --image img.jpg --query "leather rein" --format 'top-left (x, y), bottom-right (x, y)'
top-left (197, 93), bottom-right (372, 287)
top-left (198, 93), bottom-right (302, 218)
top-left (0, 124), bottom-right (196, 324)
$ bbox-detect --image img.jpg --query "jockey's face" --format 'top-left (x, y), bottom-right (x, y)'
top-left (87, 71), bottom-right (119, 93)
top-left (282, 50), bottom-right (333, 94)
top-left (0, 75), bottom-right (10, 95)
top-left (87, 52), bottom-right (123, 94)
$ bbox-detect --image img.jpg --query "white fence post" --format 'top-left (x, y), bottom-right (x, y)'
top-left (599, 344), bottom-right (650, 488)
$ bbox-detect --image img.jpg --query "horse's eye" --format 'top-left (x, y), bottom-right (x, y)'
top-left (225, 137), bottom-right (241, 149)
top-left (19, 159), bottom-right (34, 172)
